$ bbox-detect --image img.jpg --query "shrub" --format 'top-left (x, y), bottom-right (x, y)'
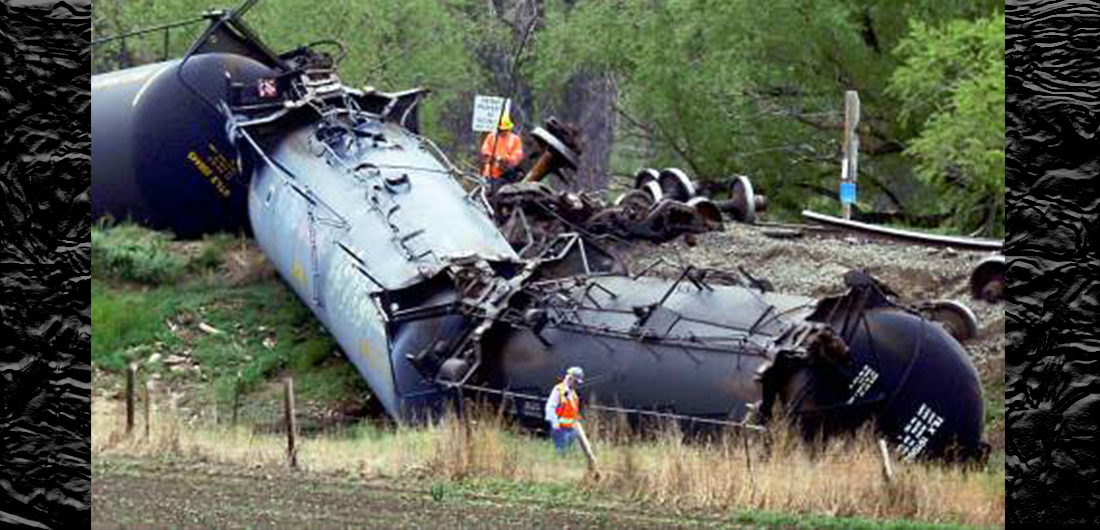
top-left (92, 223), bottom-right (187, 285)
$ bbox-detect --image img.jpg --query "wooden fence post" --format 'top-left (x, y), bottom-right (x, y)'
top-left (145, 379), bottom-right (155, 440)
top-left (743, 433), bottom-right (756, 499)
top-left (232, 374), bottom-right (242, 428)
top-left (126, 363), bottom-right (136, 434)
top-left (284, 377), bottom-right (298, 469)
top-left (742, 434), bottom-right (754, 475)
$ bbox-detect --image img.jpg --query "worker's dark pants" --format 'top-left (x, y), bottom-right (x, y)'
top-left (485, 167), bottom-right (523, 195)
top-left (552, 427), bottom-right (577, 455)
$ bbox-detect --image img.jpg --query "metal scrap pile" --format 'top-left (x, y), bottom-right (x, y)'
top-left (490, 160), bottom-right (768, 257)
top-left (490, 171), bottom-right (725, 253)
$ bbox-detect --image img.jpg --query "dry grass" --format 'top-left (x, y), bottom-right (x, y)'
top-left (217, 241), bottom-right (277, 286)
top-left (93, 396), bottom-right (1003, 527)
top-left (587, 422), bottom-right (1003, 526)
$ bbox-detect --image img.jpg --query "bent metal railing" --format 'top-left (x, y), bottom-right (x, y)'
top-left (91, 15), bottom-right (212, 74)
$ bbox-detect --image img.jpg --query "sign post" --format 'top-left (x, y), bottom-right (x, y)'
top-left (841, 90), bottom-right (860, 220)
top-left (471, 95), bottom-right (510, 133)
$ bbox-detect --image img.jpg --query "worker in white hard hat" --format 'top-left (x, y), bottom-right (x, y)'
top-left (545, 366), bottom-right (584, 455)
top-left (479, 103), bottom-right (524, 185)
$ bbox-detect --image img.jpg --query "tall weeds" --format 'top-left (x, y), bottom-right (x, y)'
top-left (93, 396), bottom-right (1003, 526)
top-left (426, 403), bottom-right (522, 481)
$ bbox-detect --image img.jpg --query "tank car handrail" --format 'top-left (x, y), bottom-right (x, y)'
top-left (91, 16), bottom-right (210, 47)
top-left (531, 319), bottom-right (773, 358)
top-left (528, 282), bottom-right (806, 339)
top-left (230, 119), bottom-right (351, 230)
top-left (562, 304), bottom-right (787, 338)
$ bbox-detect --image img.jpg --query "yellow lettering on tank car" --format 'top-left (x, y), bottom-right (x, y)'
top-left (291, 261), bottom-right (308, 288)
top-left (188, 150), bottom-right (232, 199)
top-left (187, 151), bottom-right (212, 176)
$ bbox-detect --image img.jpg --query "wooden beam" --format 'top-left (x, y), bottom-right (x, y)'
top-left (878, 438), bottom-right (895, 484)
top-left (574, 422), bottom-right (599, 477)
top-left (284, 377), bottom-right (298, 469)
top-left (126, 363), bottom-right (136, 434)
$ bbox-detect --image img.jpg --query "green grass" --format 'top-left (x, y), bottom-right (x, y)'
top-left (426, 477), bottom-right (989, 530)
top-left (92, 222), bottom-right (368, 408)
top-left (729, 510), bottom-right (985, 530)
top-left (433, 477), bottom-right (586, 508)
top-left (984, 375), bottom-right (1005, 432)
top-left (294, 360), bottom-right (369, 403)
top-left (987, 451), bottom-right (1005, 477)
top-left (91, 282), bottom-right (168, 368)
top-left (979, 359), bottom-right (1005, 477)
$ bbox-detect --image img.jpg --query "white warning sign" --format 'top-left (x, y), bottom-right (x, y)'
top-left (471, 95), bottom-right (509, 132)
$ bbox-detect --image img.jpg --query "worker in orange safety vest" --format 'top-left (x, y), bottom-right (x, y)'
top-left (545, 366), bottom-right (584, 455)
top-left (479, 106), bottom-right (524, 185)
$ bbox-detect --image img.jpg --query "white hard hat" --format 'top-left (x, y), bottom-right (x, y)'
top-left (566, 366), bottom-right (584, 383)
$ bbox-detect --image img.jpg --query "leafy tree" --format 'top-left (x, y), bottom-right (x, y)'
top-left (250, 0), bottom-right (485, 146)
top-left (890, 13), bottom-right (1005, 236)
top-left (529, 0), bottom-right (1004, 222)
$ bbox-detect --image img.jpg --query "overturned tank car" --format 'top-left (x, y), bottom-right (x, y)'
top-left (91, 2), bottom-right (987, 461)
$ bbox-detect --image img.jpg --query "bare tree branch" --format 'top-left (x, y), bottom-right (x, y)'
top-left (613, 102), bottom-right (703, 176)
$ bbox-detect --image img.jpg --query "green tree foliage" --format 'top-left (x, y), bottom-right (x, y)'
top-left (890, 14), bottom-right (1005, 237)
top-left (93, 0), bottom-right (1004, 234)
top-left (530, 1), bottom-right (756, 179)
top-left (529, 0), bottom-right (1003, 224)
top-left (252, 0), bottom-right (485, 145)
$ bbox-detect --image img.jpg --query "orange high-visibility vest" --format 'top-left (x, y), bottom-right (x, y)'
top-left (554, 382), bottom-right (580, 429)
top-left (480, 131), bottom-right (524, 179)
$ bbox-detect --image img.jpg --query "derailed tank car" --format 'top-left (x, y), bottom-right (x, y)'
top-left (91, 3), bottom-right (987, 461)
